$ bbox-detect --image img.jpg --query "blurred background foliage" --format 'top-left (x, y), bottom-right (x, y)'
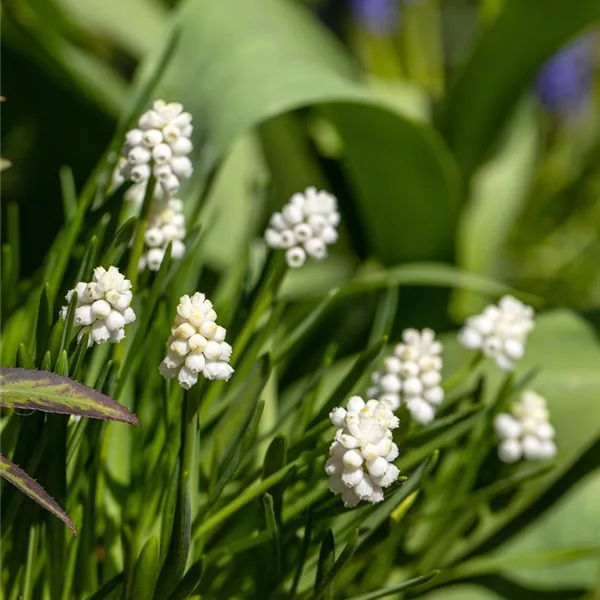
top-left (1, 0), bottom-right (600, 598)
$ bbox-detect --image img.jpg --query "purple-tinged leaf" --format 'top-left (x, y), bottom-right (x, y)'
top-left (0, 454), bottom-right (76, 534)
top-left (0, 368), bottom-right (141, 425)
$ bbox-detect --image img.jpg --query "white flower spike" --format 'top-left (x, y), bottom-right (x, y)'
top-left (264, 187), bottom-right (340, 268)
top-left (326, 396), bottom-right (400, 507)
top-left (368, 328), bottom-right (444, 425)
top-left (116, 100), bottom-right (193, 204)
top-left (458, 295), bottom-right (535, 371)
top-left (494, 390), bottom-right (556, 463)
top-left (139, 198), bottom-right (187, 271)
top-left (160, 292), bottom-right (234, 389)
top-left (60, 266), bottom-right (136, 347)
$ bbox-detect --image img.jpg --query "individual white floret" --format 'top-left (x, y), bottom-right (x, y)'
top-left (264, 187), bottom-right (340, 268)
top-left (494, 390), bottom-right (557, 463)
top-left (368, 329), bottom-right (444, 425)
top-left (60, 266), bottom-right (136, 347)
top-left (139, 198), bottom-right (187, 271)
top-left (458, 295), bottom-right (535, 371)
top-left (159, 292), bottom-right (234, 389)
top-left (325, 396), bottom-right (400, 507)
top-left (115, 99), bottom-right (193, 200)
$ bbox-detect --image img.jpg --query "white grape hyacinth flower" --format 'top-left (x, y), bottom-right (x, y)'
top-left (139, 198), bottom-right (187, 271)
top-left (458, 295), bottom-right (535, 371)
top-left (326, 396), bottom-right (400, 507)
top-left (264, 187), bottom-right (340, 268)
top-left (368, 329), bottom-right (444, 425)
top-left (117, 99), bottom-right (193, 203)
top-left (159, 292), bottom-right (234, 389)
top-left (60, 266), bottom-right (136, 347)
top-left (494, 390), bottom-right (557, 463)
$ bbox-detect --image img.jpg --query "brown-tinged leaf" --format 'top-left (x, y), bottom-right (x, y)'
top-left (0, 368), bottom-right (140, 425)
top-left (0, 454), bottom-right (76, 534)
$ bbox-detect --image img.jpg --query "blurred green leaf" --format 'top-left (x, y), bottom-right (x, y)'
top-left (325, 103), bottom-right (459, 262)
top-left (443, 0), bottom-right (600, 176)
top-left (451, 100), bottom-right (539, 319)
top-left (56, 0), bottom-right (167, 57)
top-left (146, 0), bottom-right (458, 262)
top-left (346, 571), bottom-right (440, 600)
top-left (0, 368), bottom-right (140, 424)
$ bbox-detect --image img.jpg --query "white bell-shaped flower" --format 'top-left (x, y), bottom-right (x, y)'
top-left (325, 396), bottom-right (400, 507)
top-left (114, 99), bottom-right (193, 203)
top-left (139, 198), bottom-right (187, 271)
top-left (368, 328), bottom-right (444, 425)
top-left (494, 390), bottom-right (557, 463)
top-left (264, 187), bottom-right (340, 268)
top-left (458, 295), bottom-right (535, 371)
top-left (60, 266), bottom-right (136, 347)
top-left (159, 292), bottom-right (234, 389)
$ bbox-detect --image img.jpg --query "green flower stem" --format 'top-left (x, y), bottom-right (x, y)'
top-left (231, 251), bottom-right (287, 367)
top-left (112, 176), bottom-right (156, 367)
top-left (155, 386), bottom-right (200, 597)
top-left (421, 373), bottom-right (515, 571)
top-left (126, 175), bottom-right (156, 292)
top-left (442, 353), bottom-right (483, 393)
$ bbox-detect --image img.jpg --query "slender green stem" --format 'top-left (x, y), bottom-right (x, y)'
top-left (231, 252), bottom-right (287, 366)
top-left (442, 353), bottom-right (483, 393)
top-left (22, 523), bottom-right (38, 600)
top-left (126, 176), bottom-right (156, 290)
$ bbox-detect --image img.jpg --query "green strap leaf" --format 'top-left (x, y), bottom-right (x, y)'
top-left (314, 530), bottom-right (335, 600)
top-left (129, 536), bottom-right (159, 600)
top-left (0, 367), bottom-right (141, 425)
top-left (0, 454), bottom-right (75, 534)
top-left (312, 529), bottom-right (358, 600)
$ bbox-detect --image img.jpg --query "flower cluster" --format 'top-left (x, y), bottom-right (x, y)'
top-left (264, 187), bottom-right (340, 268)
top-left (494, 390), bottom-right (557, 463)
top-left (326, 396), bottom-right (400, 507)
top-left (116, 100), bottom-right (193, 206)
top-left (458, 295), bottom-right (535, 371)
top-left (139, 198), bottom-right (187, 272)
top-left (368, 329), bottom-right (444, 425)
top-left (160, 293), bottom-right (234, 389)
top-left (60, 266), bottom-right (136, 347)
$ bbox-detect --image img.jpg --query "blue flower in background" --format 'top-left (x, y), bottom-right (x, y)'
top-left (536, 37), bottom-right (594, 114)
top-left (350, 0), bottom-right (399, 35)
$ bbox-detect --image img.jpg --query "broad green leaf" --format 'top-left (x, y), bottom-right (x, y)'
top-left (439, 546), bottom-right (600, 584)
top-left (324, 104), bottom-right (459, 262)
top-left (144, 0), bottom-right (457, 263)
top-left (443, 0), bottom-right (600, 176)
top-left (56, 0), bottom-right (167, 57)
top-left (451, 100), bottom-right (539, 319)
top-left (0, 454), bottom-right (75, 534)
top-left (0, 368), bottom-right (141, 424)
